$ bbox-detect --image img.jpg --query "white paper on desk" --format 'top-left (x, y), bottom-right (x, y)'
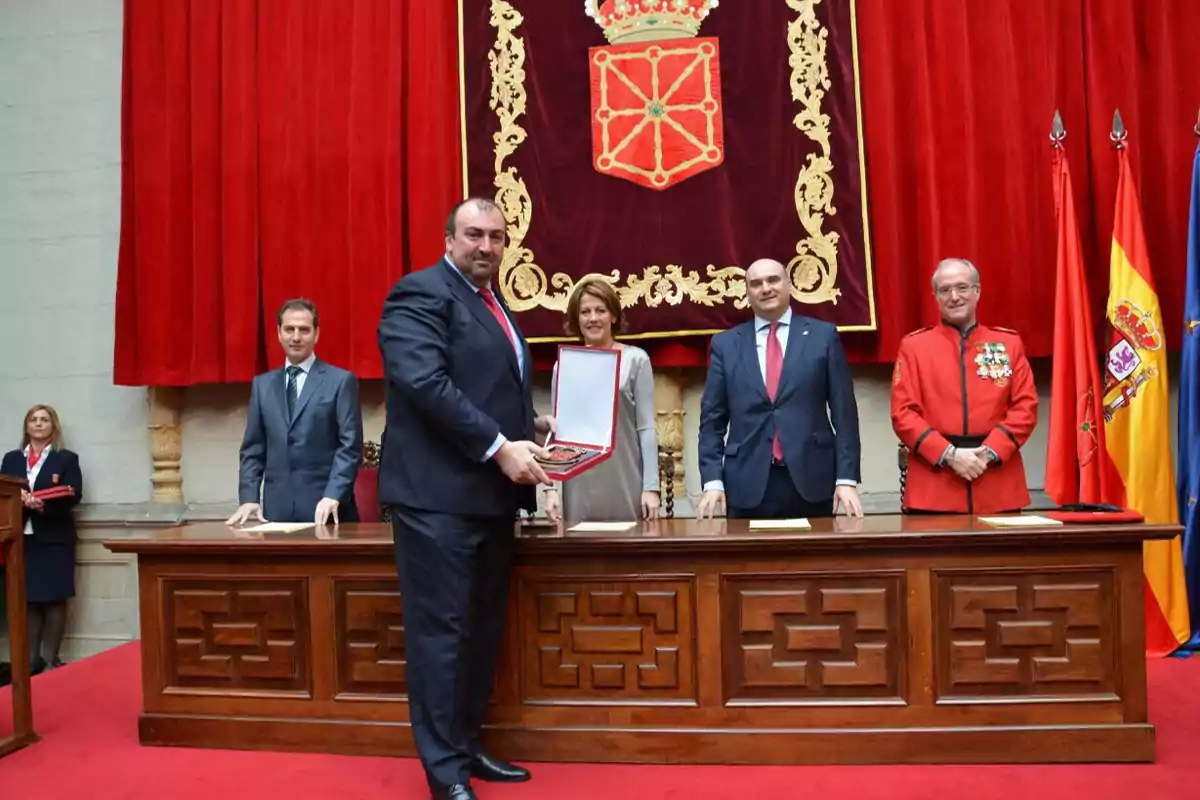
top-left (748, 518), bottom-right (811, 530)
top-left (567, 521), bottom-right (637, 532)
top-left (240, 522), bottom-right (315, 533)
top-left (977, 515), bottom-right (1063, 528)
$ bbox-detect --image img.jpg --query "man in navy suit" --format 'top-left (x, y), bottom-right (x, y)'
top-left (377, 198), bottom-right (553, 800)
top-left (698, 258), bottom-right (864, 519)
top-left (227, 298), bottom-right (363, 527)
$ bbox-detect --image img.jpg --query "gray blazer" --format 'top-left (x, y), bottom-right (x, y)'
top-left (237, 359), bottom-right (364, 522)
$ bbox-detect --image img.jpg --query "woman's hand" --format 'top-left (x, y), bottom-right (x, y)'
top-left (534, 415), bottom-right (557, 446)
top-left (544, 489), bottom-right (562, 523)
top-left (21, 490), bottom-right (44, 511)
top-left (641, 491), bottom-right (660, 520)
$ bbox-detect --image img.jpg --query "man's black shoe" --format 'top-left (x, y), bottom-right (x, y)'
top-left (470, 753), bottom-right (531, 783)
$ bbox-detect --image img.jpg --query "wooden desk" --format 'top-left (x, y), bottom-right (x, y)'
top-left (0, 474), bottom-right (36, 758)
top-left (105, 515), bottom-right (1173, 764)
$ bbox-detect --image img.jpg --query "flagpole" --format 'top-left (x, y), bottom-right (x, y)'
top-left (1050, 109), bottom-right (1066, 150)
top-left (1183, 107), bottom-right (1200, 649)
top-left (1111, 109), bottom-right (1127, 151)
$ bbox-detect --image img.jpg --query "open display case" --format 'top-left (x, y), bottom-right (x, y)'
top-left (537, 345), bottom-right (621, 481)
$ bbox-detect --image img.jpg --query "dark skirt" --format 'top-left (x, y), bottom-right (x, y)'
top-left (24, 535), bottom-right (76, 603)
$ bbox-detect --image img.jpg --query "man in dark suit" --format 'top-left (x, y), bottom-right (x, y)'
top-left (377, 198), bottom-right (553, 800)
top-left (698, 258), bottom-right (864, 519)
top-left (227, 298), bottom-right (363, 527)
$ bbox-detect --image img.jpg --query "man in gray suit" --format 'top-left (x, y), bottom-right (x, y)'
top-left (227, 298), bottom-right (364, 527)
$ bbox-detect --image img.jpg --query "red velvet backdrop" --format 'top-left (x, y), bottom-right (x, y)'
top-left (114, 0), bottom-right (459, 385)
top-left (114, 1), bottom-right (1200, 382)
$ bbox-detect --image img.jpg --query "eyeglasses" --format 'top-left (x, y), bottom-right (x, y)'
top-left (935, 283), bottom-right (978, 298)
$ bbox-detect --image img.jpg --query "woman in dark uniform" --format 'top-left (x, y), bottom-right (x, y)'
top-left (1, 404), bottom-right (83, 672)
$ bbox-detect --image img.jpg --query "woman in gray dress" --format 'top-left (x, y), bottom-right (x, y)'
top-left (544, 278), bottom-right (660, 523)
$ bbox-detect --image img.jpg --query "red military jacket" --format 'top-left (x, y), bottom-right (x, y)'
top-left (890, 321), bottom-right (1038, 513)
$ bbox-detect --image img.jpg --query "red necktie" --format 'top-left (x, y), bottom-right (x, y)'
top-left (27, 447), bottom-right (43, 470)
top-left (478, 287), bottom-right (518, 353)
top-left (765, 320), bottom-right (784, 461)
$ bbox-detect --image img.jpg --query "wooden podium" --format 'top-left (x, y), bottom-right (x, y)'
top-left (0, 474), bottom-right (37, 757)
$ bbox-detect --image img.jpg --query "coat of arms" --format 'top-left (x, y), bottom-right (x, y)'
top-left (1102, 299), bottom-right (1163, 422)
top-left (585, 0), bottom-right (724, 190)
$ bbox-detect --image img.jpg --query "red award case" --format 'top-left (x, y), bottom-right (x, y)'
top-left (539, 345), bottom-right (622, 481)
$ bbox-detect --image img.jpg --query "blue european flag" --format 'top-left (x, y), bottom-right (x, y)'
top-left (1181, 142), bottom-right (1200, 651)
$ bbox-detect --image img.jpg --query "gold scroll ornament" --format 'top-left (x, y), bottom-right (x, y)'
top-left (477, 0), bottom-right (874, 331)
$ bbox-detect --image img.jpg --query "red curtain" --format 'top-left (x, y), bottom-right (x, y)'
top-left (854, 0), bottom-right (1200, 362)
top-left (1081, 0), bottom-right (1200, 352)
top-left (114, 0), bottom-right (459, 385)
top-left (115, 1), bottom-right (1200, 383)
top-left (115, 0), bottom-right (261, 385)
top-left (853, 0), bottom-right (1091, 361)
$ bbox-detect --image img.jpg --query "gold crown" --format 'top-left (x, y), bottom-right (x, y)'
top-left (585, 0), bottom-right (718, 46)
top-left (1112, 300), bottom-right (1162, 350)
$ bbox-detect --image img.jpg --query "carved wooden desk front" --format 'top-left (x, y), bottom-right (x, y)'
top-left (105, 515), bottom-right (1173, 764)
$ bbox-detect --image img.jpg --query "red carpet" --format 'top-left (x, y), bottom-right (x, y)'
top-left (1, 643), bottom-right (1197, 799)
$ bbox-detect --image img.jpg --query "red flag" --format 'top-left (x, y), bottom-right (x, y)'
top-left (1045, 146), bottom-right (1109, 506)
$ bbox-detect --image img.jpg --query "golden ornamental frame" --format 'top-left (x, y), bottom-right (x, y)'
top-left (457, 0), bottom-right (877, 341)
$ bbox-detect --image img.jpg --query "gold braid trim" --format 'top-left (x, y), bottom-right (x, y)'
top-left (786, 0), bottom-right (840, 303)
top-left (487, 0), bottom-right (841, 313)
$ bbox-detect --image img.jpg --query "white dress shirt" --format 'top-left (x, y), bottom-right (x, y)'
top-left (23, 444), bottom-right (51, 535)
top-left (443, 256), bottom-right (525, 460)
top-left (703, 308), bottom-right (856, 493)
top-left (284, 353), bottom-right (317, 398)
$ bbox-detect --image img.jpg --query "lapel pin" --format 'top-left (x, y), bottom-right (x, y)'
top-left (52, 473), bottom-right (60, 484)
top-left (802, 330), bottom-right (809, 336)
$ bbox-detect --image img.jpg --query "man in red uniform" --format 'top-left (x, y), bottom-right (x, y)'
top-left (891, 258), bottom-right (1038, 514)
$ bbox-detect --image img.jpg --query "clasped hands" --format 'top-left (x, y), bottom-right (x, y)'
top-left (947, 447), bottom-right (993, 481)
top-left (20, 489), bottom-right (44, 511)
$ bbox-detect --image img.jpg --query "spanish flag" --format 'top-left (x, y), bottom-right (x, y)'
top-left (1103, 137), bottom-right (1191, 656)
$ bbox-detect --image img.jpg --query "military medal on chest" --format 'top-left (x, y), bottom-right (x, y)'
top-left (974, 342), bottom-right (1012, 387)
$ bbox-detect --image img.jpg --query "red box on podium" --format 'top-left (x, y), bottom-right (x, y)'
top-left (538, 345), bottom-right (622, 482)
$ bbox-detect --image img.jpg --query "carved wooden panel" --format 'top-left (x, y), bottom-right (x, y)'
top-left (0, 490), bottom-right (17, 540)
top-left (722, 573), bottom-right (905, 702)
top-left (934, 571), bottom-right (1116, 698)
top-left (164, 578), bottom-right (309, 695)
top-left (519, 578), bottom-right (696, 703)
top-left (334, 578), bottom-right (408, 698)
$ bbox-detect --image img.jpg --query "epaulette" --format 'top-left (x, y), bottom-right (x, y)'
top-left (903, 326), bottom-right (933, 338)
top-left (990, 326), bottom-right (1019, 335)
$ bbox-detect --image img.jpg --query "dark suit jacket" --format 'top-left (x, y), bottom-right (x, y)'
top-left (377, 260), bottom-right (536, 517)
top-left (237, 359), bottom-right (364, 522)
top-left (698, 313), bottom-right (861, 507)
top-left (1, 447), bottom-right (82, 544)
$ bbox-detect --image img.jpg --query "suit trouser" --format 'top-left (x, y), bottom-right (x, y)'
top-left (391, 505), bottom-right (516, 788)
top-left (728, 463), bottom-right (835, 519)
top-left (264, 497), bottom-right (360, 523)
